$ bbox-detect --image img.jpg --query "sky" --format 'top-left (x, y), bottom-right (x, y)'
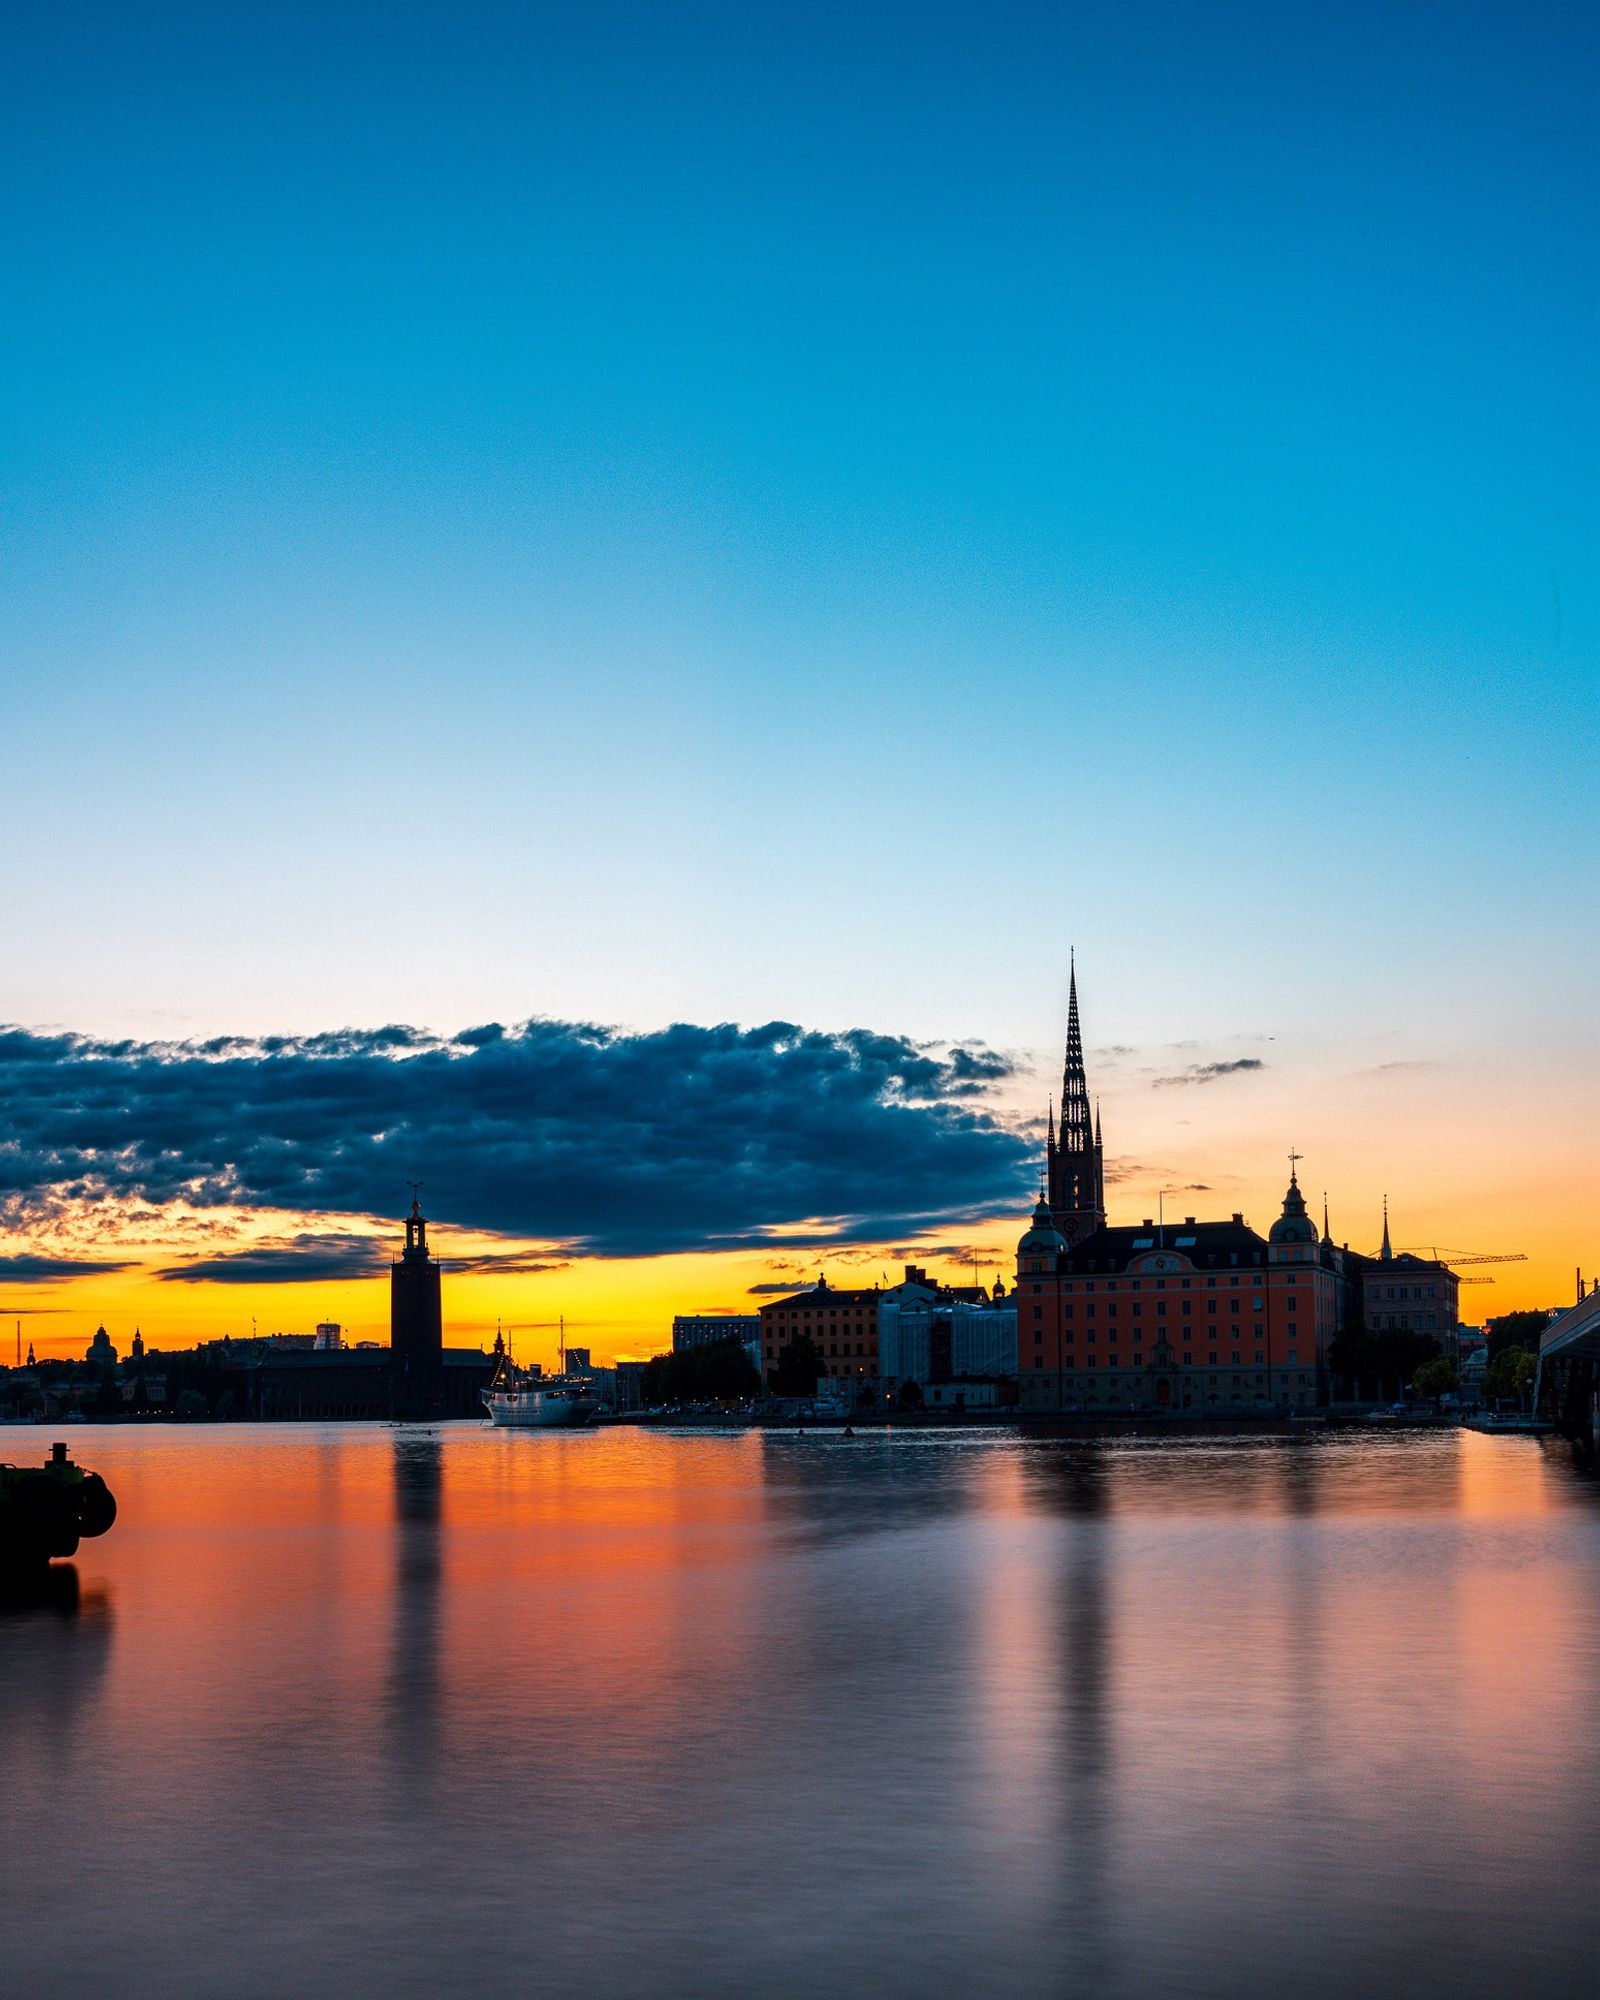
top-left (1, 0), bottom-right (1595, 1360)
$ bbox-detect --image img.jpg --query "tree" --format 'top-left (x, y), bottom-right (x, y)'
top-left (896, 1379), bottom-right (924, 1411)
top-left (175, 1389), bottom-right (207, 1419)
top-left (640, 1336), bottom-right (761, 1406)
top-left (1486, 1311), bottom-right (1550, 1359)
top-left (1328, 1326), bottom-right (1376, 1399)
top-left (771, 1333), bottom-right (825, 1398)
top-left (1374, 1328), bottom-right (1440, 1402)
top-left (1413, 1357), bottom-right (1458, 1408)
top-left (1484, 1347), bottom-right (1538, 1408)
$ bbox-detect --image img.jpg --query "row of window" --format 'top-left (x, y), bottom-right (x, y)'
top-left (1030, 1356), bottom-right (1302, 1373)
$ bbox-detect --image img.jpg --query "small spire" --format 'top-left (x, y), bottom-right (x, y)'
top-left (1322, 1192), bottom-right (1331, 1242)
top-left (1095, 1098), bottom-right (1103, 1146)
top-left (1380, 1195), bottom-right (1393, 1262)
top-left (1047, 1094), bottom-right (1055, 1146)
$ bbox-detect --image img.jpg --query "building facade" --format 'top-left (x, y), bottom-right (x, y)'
top-left (673, 1314), bottom-right (764, 1382)
top-left (758, 1277), bottom-right (882, 1388)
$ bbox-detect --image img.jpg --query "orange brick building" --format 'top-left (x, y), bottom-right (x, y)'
top-left (758, 1277), bottom-right (881, 1387)
top-left (1014, 1178), bottom-right (1337, 1413)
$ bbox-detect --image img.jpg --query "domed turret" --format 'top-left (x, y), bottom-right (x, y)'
top-left (1269, 1167), bottom-right (1318, 1246)
top-left (1018, 1195), bottom-right (1068, 1270)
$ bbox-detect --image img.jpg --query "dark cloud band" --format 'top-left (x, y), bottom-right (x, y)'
top-left (0, 1018), bottom-right (1032, 1260)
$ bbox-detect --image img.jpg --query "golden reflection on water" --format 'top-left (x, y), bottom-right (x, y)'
top-left (2, 1423), bottom-right (1597, 2000)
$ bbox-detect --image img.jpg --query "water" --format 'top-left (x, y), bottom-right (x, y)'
top-left (4, 1423), bottom-right (1598, 2000)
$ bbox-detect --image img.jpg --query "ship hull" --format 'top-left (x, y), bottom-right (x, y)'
top-left (483, 1390), bottom-right (597, 1429)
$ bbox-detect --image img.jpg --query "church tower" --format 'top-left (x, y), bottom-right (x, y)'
top-left (391, 1189), bottom-right (444, 1421)
top-left (1045, 960), bottom-right (1107, 1245)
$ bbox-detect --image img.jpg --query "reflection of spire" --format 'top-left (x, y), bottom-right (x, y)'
top-left (1380, 1195), bottom-right (1393, 1262)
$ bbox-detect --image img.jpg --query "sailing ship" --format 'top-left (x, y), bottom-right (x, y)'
top-left (482, 1318), bottom-right (598, 1430)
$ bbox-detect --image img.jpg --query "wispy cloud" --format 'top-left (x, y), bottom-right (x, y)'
top-left (155, 1233), bottom-right (389, 1285)
top-left (1151, 1059), bottom-right (1267, 1089)
top-left (0, 1252), bottom-right (137, 1279)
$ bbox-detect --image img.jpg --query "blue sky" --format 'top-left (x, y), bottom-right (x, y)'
top-left (3, 0), bottom-right (1595, 1083)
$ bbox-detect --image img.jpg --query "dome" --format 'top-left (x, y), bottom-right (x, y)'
top-left (1269, 1175), bottom-right (1318, 1245)
top-left (1017, 1196), bottom-right (1068, 1258)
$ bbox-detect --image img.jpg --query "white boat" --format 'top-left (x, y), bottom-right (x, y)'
top-left (483, 1374), bottom-right (597, 1428)
top-left (482, 1318), bottom-right (598, 1429)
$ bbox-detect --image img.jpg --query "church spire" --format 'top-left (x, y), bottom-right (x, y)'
top-left (1380, 1195), bottom-right (1393, 1262)
top-left (1322, 1192), bottom-right (1331, 1243)
top-left (1046, 955), bottom-right (1106, 1244)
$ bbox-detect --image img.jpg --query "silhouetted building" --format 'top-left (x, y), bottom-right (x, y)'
top-left (1344, 1201), bottom-right (1461, 1347)
top-left (673, 1314), bottom-right (763, 1380)
top-left (392, 1193), bottom-right (444, 1420)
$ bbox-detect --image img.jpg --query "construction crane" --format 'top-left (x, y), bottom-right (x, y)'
top-left (1397, 1248), bottom-right (1527, 1287)
top-left (1399, 1248), bottom-right (1527, 1267)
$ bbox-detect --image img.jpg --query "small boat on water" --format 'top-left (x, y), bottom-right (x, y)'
top-left (482, 1318), bottom-right (598, 1430)
top-left (0, 1442), bottom-right (117, 1575)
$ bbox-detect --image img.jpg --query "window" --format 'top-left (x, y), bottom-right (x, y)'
top-left (1034, 1330), bottom-right (1043, 1346)
top-left (1208, 1351), bottom-right (1218, 1364)
top-left (1231, 1351), bottom-right (1241, 1364)
top-left (1183, 1350), bottom-right (1193, 1364)
top-left (1254, 1350), bottom-right (1264, 1364)
top-left (1287, 1321), bottom-right (1297, 1337)
top-left (1107, 1303), bottom-right (1118, 1319)
top-left (1254, 1324), bottom-right (1264, 1339)
top-left (1064, 1304), bottom-right (1074, 1320)
top-left (1207, 1299), bottom-right (1218, 1315)
top-left (1132, 1303), bottom-right (1143, 1318)
top-left (1033, 1303), bottom-right (1043, 1319)
top-left (1157, 1301), bottom-right (1167, 1317)
top-left (1181, 1300), bottom-right (1191, 1315)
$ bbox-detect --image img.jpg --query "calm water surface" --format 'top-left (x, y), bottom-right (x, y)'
top-left (4, 1423), bottom-right (1598, 1999)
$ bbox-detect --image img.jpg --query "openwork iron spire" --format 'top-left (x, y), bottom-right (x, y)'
top-left (1045, 956), bottom-right (1106, 1243)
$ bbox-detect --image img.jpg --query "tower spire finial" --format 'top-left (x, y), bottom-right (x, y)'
top-left (1380, 1194), bottom-right (1392, 1262)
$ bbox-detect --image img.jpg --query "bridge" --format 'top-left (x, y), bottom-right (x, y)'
top-left (1537, 1289), bottom-right (1600, 1445)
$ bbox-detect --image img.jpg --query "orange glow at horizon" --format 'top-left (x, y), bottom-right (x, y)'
top-left (3, 1027), bottom-right (1591, 1364)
